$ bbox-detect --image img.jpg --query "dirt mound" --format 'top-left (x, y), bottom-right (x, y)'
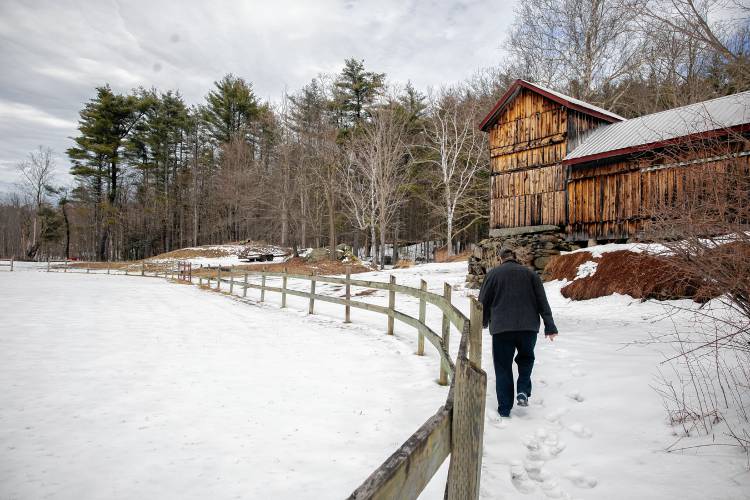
top-left (557, 250), bottom-right (707, 301)
top-left (543, 251), bottom-right (599, 282)
top-left (191, 257), bottom-right (373, 276)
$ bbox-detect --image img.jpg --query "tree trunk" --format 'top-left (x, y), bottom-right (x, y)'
top-left (446, 211), bottom-right (454, 256)
top-left (327, 189), bottom-right (336, 261)
top-left (62, 203), bottom-right (70, 260)
top-left (379, 218), bottom-right (387, 270)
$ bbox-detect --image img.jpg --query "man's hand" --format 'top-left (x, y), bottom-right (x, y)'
top-left (546, 334), bottom-right (558, 342)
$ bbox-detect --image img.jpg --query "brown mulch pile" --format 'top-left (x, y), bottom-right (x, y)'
top-left (557, 250), bottom-right (707, 301)
top-left (542, 251), bottom-right (600, 282)
top-left (543, 244), bottom-right (750, 302)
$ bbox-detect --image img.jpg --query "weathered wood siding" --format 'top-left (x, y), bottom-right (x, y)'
top-left (488, 89), bottom-right (569, 229)
top-left (567, 148), bottom-right (750, 240)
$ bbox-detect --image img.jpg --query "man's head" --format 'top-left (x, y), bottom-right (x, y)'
top-left (499, 248), bottom-right (516, 262)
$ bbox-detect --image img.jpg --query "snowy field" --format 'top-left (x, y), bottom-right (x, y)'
top-left (2, 261), bottom-right (749, 499)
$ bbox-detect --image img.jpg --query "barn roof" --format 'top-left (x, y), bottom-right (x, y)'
top-left (565, 91), bottom-right (750, 165)
top-left (479, 79), bottom-right (624, 132)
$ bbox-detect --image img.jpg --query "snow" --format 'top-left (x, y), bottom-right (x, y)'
top-left (0, 270), bottom-right (444, 499)
top-left (565, 242), bottom-right (667, 257)
top-left (574, 260), bottom-right (598, 279)
top-left (1, 258), bottom-right (748, 499)
top-left (146, 243), bottom-right (290, 268)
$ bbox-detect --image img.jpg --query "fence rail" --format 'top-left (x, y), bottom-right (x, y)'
top-left (47, 261), bottom-right (487, 499)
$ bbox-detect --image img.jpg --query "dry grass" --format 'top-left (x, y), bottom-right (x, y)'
top-left (189, 257), bottom-right (373, 278)
top-left (394, 259), bottom-right (415, 269)
top-left (435, 248), bottom-right (471, 263)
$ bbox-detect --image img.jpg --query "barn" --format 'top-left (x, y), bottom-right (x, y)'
top-left (467, 79), bottom-right (750, 286)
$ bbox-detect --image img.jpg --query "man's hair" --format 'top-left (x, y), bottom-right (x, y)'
top-left (499, 248), bottom-right (516, 261)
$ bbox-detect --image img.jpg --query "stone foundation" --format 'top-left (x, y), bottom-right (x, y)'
top-left (466, 226), bottom-right (579, 288)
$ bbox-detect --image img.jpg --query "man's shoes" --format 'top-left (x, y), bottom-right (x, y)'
top-left (498, 408), bottom-right (510, 418)
top-left (516, 392), bottom-right (529, 407)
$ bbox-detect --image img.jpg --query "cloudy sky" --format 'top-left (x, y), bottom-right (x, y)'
top-left (0, 0), bottom-right (517, 193)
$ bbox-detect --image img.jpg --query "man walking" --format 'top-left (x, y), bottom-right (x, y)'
top-left (479, 248), bottom-right (558, 417)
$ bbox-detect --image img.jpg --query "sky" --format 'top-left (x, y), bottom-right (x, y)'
top-left (0, 0), bottom-right (517, 194)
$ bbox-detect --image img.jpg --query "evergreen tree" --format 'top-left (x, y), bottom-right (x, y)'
top-left (67, 85), bottom-right (147, 259)
top-left (202, 74), bottom-right (260, 145)
top-left (334, 58), bottom-right (385, 131)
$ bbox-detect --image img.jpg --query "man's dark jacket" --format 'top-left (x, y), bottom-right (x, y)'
top-left (478, 260), bottom-right (558, 335)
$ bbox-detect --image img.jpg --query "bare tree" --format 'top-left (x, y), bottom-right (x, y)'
top-left (642, 127), bottom-right (750, 454)
top-left (353, 106), bottom-right (411, 269)
top-left (506, 0), bottom-right (645, 103)
top-left (340, 151), bottom-right (378, 262)
top-left (422, 88), bottom-right (488, 256)
top-left (17, 146), bottom-right (56, 258)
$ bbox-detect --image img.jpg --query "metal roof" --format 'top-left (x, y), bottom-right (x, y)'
top-left (479, 79), bottom-right (624, 131)
top-left (565, 91), bottom-right (750, 164)
top-left (525, 81), bottom-right (625, 121)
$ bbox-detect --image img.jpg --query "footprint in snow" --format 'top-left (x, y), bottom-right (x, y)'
top-left (489, 414), bottom-right (510, 429)
top-left (545, 407), bottom-right (569, 424)
top-left (571, 369), bottom-right (587, 377)
top-left (568, 423), bottom-right (593, 438)
top-left (510, 460), bottom-right (537, 493)
top-left (524, 458), bottom-right (551, 482)
top-left (565, 469), bottom-right (598, 489)
top-left (523, 429), bottom-right (566, 461)
top-left (539, 478), bottom-right (572, 499)
top-left (566, 391), bottom-right (585, 403)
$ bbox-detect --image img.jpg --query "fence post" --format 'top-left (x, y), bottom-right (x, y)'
top-left (141, 262), bottom-right (145, 276)
top-left (229, 266), bottom-right (235, 294)
top-left (46, 256), bottom-right (50, 272)
top-left (439, 282), bottom-right (452, 386)
top-left (243, 272), bottom-right (248, 298)
top-left (87, 266), bottom-right (90, 274)
top-left (281, 267), bottom-right (288, 308)
top-left (199, 275), bottom-right (203, 286)
top-left (188, 263), bottom-right (192, 283)
top-left (344, 266), bottom-right (351, 323)
top-left (445, 349), bottom-right (487, 500)
top-left (64, 259), bottom-right (67, 273)
top-left (107, 262), bottom-right (110, 275)
top-left (308, 271), bottom-right (316, 314)
top-left (260, 268), bottom-right (266, 302)
top-left (216, 267), bottom-right (221, 291)
top-left (469, 297), bottom-right (483, 369)
top-left (10, 256), bottom-right (13, 272)
top-left (418, 279), bottom-right (427, 356)
top-left (387, 275), bottom-right (396, 335)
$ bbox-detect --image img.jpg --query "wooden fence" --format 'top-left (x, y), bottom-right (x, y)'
top-left (47, 262), bottom-right (487, 499)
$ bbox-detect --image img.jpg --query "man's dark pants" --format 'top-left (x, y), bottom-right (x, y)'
top-left (491, 331), bottom-right (537, 415)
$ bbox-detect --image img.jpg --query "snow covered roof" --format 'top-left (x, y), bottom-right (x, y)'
top-left (565, 91), bottom-right (750, 165)
top-left (479, 79), bottom-right (624, 131)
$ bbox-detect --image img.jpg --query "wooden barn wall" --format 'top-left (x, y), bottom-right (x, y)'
top-left (566, 111), bottom-right (612, 153)
top-left (488, 88), bottom-right (569, 229)
top-left (566, 150), bottom-right (750, 240)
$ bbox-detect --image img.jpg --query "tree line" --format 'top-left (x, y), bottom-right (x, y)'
top-left (1, 0), bottom-right (747, 263)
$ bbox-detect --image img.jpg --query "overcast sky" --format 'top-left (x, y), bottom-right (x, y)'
top-left (0, 0), bottom-right (516, 193)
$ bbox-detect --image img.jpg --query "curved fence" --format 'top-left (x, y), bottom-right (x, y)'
top-left (48, 261), bottom-right (487, 499)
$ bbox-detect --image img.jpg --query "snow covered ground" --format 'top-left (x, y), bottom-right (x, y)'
top-left (0, 268), bottom-right (444, 499)
top-left (1, 261), bottom-right (748, 499)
